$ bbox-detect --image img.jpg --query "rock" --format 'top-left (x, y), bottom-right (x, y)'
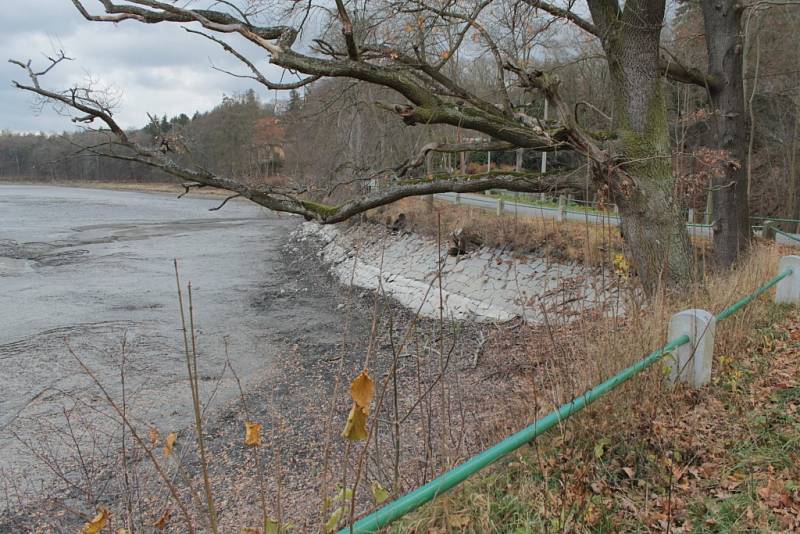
top-left (296, 220), bottom-right (619, 322)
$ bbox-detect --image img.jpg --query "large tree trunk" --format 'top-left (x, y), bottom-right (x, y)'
top-left (591, 0), bottom-right (694, 291)
top-left (701, 0), bottom-right (751, 267)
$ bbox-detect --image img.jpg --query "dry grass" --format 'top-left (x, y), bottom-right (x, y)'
top-left (368, 197), bottom-right (624, 267)
top-left (390, 242), bottom-right (800, 532)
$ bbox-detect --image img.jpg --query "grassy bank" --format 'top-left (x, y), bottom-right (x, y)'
top-left (388, 244), bottom-right (800, 532)
top-left (369, 197), bottom-right (625, 267)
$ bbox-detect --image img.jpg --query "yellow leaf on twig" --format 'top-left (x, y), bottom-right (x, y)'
top-left (342, 404), bottom-right (368, 441)
top-left (82, 507), bottom-right (109, 534)
top-left (325, 507), bottom-right (343, 533)
top-left (245, 421), bottom-right (263, 446)
top-left (163, 432), bottom-right (177, 457)
top-left (342, 369), bottom-right (374, 441)
top-left (350, 370), bottom-right (374, 414)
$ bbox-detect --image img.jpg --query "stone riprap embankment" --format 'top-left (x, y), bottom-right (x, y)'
top-left (294, 222), bottom-right (620, 322)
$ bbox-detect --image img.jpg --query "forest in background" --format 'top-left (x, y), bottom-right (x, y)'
top-left (2, 2), bottom-right (798, 220)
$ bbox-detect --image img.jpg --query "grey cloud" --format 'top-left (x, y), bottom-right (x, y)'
top-left (2, 1), bottom-right (291, 133)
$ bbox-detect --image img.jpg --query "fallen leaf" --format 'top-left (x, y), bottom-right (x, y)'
top-left (622, 467), bottom-right (636, 479)
top-left (163, 432), bottom-right (177, 456)
top-left (447, 514), bottom-right (470, 528)
top-left (758, 478), bottom-right (790, 508)
top-left (245, 421), bottom-right (263, 446)
top-left (371, 481), bottom-right (389, 504)
top-left (342, 404), bottom-right (368, 441)
top-left (350, 370), bottom-right (375, 414)
top-left (83, 507), bottom-right (109, 534)
top-left (148, 427), bottom-right (158, 446)
top-left (593, 438), bottom-right (610, 459)
top-left (153, 507), bottom-right (170, 530)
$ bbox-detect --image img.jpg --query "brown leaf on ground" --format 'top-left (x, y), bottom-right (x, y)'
top-left (245, 421), bottom-right (263, 446)
top-left (163, 432), bottom-right (177, 456)
top-left (82, 507), bottom-right (109, 534)
top-left (757, 478), bottom-right (790, 509)
top-left (153, 507), bottom-right (170, 530)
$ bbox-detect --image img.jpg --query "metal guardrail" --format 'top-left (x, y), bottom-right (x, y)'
top-left (774, 227), bottom-right (800, 245)
top-left (752, 216), bottom-right (800, 225)
top-left (338, 268), bottom-right (794, 534)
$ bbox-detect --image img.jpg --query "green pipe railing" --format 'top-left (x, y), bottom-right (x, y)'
top-left (715, 269), bottom-right (792, 322)
top-left (338, 336), bottom-right (690, 534)
top-left (773, 228), bottom-right (800, 245)
top-left (751, 215), bottom-right (800, 224)
top-left (339, 269), bottom-right (793, 534)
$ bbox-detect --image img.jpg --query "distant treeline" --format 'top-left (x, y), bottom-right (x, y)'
top-left (0, 90), bottom-right (286, 184)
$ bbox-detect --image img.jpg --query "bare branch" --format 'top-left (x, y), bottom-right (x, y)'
top-left (184, 27), bottom-right (319, 90)
top-left (660, 48), bottom-right (718, 88)
top-left (334, 0), bottom-right (360, 60)
top-left (396, 140), bottom-right (516, 177)
top-left (178, 183), bottom-right (207, 199)
top-left (209, 194), bottom-right (242, 211)
top-left (522, 0), bottom-right (600, 37)
top-left (10, 57), bottom-right (129, 143)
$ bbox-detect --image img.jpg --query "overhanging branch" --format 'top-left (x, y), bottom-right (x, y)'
top-left (395, 140), bottom-right (517, 177)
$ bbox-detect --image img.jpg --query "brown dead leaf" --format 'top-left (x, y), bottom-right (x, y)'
top-left (163, 432), bottom-right (177, 456)
top-left (350, 370), bottom-right (374, 414)
top-left (447, 514), bottom-right (470, 528)
top-left (83, 507), bottom-right (109, 534)
top-left (758, 479), bottom-right (789, 508)
top-left (153, 507), bottom-right (171, 530)
top-left (148, 427), bottom-right (158, 446)
top-left (245, 421), bottom-right (262, 446)
top-left (622, 467), bottom-right (635, 479)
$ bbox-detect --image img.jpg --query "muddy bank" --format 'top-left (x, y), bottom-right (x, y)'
top-left (0, 207), bottom-right (504, 532)
top-left (1, 188), bottom-right (602, 532)
top-left (0, 185), bottom-right (332, 484)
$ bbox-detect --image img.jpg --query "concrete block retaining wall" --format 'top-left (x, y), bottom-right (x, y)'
top-left (295, 222), bottom-right (620, 323)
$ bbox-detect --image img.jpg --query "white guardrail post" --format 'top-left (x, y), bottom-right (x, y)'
top-left (667, 309), bottom-right (716, 388)
top-left (557, 194), bottom-right (566, 223)
top-left (763, 220), bottom-right (776, 240)
top-left (776, 256), bottom-right (800, 303)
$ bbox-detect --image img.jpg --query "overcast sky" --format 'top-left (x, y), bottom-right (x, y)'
top-left (1, 0), bottom-right (291, 133)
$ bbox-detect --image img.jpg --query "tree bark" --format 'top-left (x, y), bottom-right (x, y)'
top-left (590, 0), bottom-right (693, 291)
top-left (701, 0), bottom-right (751, 267)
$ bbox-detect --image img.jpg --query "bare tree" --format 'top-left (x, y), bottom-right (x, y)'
top-left (10, 0), bottom-right (730, 292)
